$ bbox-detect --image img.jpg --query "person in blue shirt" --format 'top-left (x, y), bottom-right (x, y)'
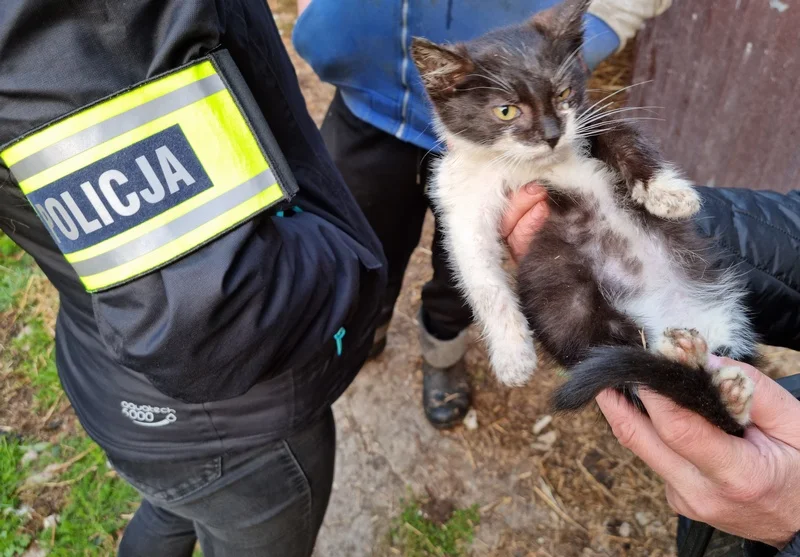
top-left (293, 0), bottom-right (670, 428)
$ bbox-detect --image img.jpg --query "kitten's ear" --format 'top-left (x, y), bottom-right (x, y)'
top-left (531, 0), bottom-right (591, 44)
top-left (411, 37), bottom-right (474, 97)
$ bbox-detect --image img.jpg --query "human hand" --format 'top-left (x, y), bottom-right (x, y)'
top-left (500, 183), bottom-right (549, 262)
top-left (596, 357), bottom-right (800, 548)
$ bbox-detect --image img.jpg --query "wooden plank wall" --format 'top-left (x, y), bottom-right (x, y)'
top-left (628, 1), bottom-right (800, 193)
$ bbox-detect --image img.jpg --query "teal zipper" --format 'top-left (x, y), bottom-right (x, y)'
top-left (333, 327), bottom-right (346, 356)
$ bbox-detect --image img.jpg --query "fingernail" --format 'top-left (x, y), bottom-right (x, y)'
top-left (525, 184), bottom-right (540, 195)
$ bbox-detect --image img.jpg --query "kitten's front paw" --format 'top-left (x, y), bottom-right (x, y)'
top-left (490, 341), bottom-right (538, 387)
top-left (632, 168), bottom-right (700, 220)
top-left (712, 365), bottom-right (755, 426)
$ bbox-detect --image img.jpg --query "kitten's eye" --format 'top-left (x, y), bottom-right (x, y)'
top-left (556, 87), bottom-right (572, 102)
top-left (492, 105), bottom-right (520, 121)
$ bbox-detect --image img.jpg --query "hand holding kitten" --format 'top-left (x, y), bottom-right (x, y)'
top-left (597, 359), bottom-right (800, 548)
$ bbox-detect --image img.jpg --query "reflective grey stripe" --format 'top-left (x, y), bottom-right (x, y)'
top-left (10, 74), bottom-right (227, 182)
top-left (69, 169), bottom-right (277, 277)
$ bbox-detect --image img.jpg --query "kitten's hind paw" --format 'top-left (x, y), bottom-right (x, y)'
top-left (490, 343), bottom-right (538, 387)
top-left (657, 328), bottom-right (709, 369)
top-left (712, 366), bottom-right (754, 426)
top-left (632, 168), bottom-right (700, 220)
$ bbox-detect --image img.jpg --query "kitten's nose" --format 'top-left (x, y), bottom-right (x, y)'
top-left (540, 116), bottom-right (561, 149)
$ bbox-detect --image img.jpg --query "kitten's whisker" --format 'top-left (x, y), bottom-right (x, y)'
top-left (578, 116), bottom-right (666, 132)
top-left (554, 42), bottom-right (584, 81)
top-left (576, 105), bottom-right (663, 126)
top-left (554, 31), bottom-right (611, 81)
top-left (575, 101), bottom-right (617, 124)
top-left (573, 125), bottom-right (634, 137)
top-left (421, 139), bottom-right (447, 164)
top-left (468, 71), bottom-right (514, 95)
top-left (412, 121), bottom-right (436, 143)
top-left (574, 101), bottom-right (662, 127)
top-left (580, 81), bottom-right (654, 119)
top-left (456, 86), bottom-right (510, 93)
top-left (576, 106), bottom-right (664, 128)
top-left (574, 119), bottom-right (666, 138)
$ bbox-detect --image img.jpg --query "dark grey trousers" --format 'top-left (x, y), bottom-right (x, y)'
top-left (114, 409), bottom-right (335, 557)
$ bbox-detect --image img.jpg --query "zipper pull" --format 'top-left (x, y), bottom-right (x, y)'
top-left (334, 327), bottom-right (346, 356)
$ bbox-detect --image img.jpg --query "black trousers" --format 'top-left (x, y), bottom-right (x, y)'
top-left (115, 409), bottom-right (335, 557)
top-left (320, 91), bottom-right (472, 340)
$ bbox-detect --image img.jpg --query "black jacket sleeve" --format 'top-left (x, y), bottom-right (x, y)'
top-left (695, 187), bottom-right (800, 351)
top-left (0, 0), bottom-right (386, 403)
top-left (779, 535), bottom-right (800, 556)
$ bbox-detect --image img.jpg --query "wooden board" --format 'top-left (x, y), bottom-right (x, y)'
top-left (628, 0), bottom-right (800, 193)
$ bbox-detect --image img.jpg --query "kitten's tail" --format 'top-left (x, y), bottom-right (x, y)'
top-left (551, 346), bottom-right (745, 435)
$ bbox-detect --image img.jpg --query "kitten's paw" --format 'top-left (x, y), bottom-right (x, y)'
top-left (712, 365), bottom-right (754, 426)
top-left (632, 168), bottom-right (700, 220)
top-left (490, 342), bottom-right (538, 387)
top-left (657, 328), bottom-right (709, 369)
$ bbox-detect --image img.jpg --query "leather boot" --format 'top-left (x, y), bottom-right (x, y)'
top-left (419, 314), bottom-right (471, 429)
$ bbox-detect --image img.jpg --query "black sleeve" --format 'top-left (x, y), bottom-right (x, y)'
top-left (779, 534), bottom-right (800, 556)
top-left (695, 187), bottom-right (800, 351)
top-left (0, 0), bottom-right (386, 403)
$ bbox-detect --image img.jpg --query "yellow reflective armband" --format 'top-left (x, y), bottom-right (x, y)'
top-left (0, 50), bottom-right (296, 292)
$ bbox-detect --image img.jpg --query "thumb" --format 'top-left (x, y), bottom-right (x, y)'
top-left (716, 356), bottom-right (800, 448)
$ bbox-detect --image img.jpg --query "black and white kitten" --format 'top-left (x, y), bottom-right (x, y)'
top-left (411, 0), bottom-right (757, 435)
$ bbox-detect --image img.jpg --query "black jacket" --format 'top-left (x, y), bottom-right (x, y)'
top-left (695, 187), bottom-right (800, 351)
top-left (0, 0), bottom-right (386, 460)
top-left (696, 186), bottom-right (800, 557)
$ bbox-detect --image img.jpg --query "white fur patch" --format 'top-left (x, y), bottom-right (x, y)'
top-left (633, 167), bottom-right (701, 220)
top-left (430, 145), bottom-right (538, 386)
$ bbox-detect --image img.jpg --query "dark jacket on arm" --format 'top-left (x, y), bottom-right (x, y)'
top-left (696, 186), bottom-right (800, 557)
top-left (696, 187), bottom-right (800, 351)
top-left (0, 0), bottom-right (386, 461)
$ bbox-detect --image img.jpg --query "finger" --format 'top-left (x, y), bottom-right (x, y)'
top-left (507, 200), bottom-right (550, 261)
top-left (715, 356), bottom-right (800, 448)
top-left (500, 183), bottom-right (548, 238)
top-left (637, 389), bottom-right (758, 484)
top-left (595, 389), bottom-right (705, 487)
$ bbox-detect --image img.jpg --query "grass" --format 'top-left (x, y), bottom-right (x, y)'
top-left (0, 235), bottom-right (36, 313)
top-left (0, 232), bottom-right (141, 556)
top-left (389, 496), bottom-right (480, 557)
top-left (33, 437), bottom-right (139, 556)
top-left (0, 437), bottom-right (31, 557)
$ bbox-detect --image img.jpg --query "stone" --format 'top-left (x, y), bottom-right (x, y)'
top-left (463, 409), bottom-right (479, 431)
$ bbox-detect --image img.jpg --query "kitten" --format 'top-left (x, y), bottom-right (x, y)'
top-left (411, 0), bottom-right (757, 435)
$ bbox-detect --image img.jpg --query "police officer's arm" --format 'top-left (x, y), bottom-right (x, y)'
top-left (0, 0), bottom-right (385, 403)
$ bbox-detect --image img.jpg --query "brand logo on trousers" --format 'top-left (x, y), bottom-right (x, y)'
top-left (121, 401), bottom-right (177, 427)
